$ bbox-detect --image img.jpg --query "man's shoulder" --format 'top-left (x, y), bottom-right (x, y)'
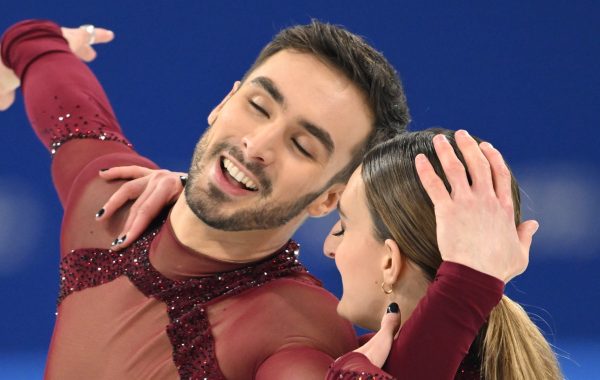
top-left (240, 275), bottom-right (354, 332)
top-left (227, 274), bottom-right (357, 356)
top-left (252, 273), bottom-right (338, 307)
top-left (58, 144), bottom-right (158, 255)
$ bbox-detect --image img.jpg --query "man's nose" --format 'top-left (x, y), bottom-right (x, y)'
top-left (241, 124), bottom-right (282, 166)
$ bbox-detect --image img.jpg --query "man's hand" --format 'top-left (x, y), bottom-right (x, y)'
top-left (353, 303), bottom-right (401, 368)
top-left (97, 166), bottom-right (186, 249)
top-left (0, 49), bottom-right (20, 111)
top-left (415, 130), bottom-right (537, 283)
top-left (0, 24), bottom-right (114, 111)
top-left (60, 25), bottom-right (115, 62)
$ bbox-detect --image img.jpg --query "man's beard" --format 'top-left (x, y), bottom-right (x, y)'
top-left (184, 129), bottom-right (326, 231)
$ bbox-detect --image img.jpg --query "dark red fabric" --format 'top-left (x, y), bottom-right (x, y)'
top-left (330, 262), bottom-right (501, 379)
top-left (2, 20), bottom-right (504, 380)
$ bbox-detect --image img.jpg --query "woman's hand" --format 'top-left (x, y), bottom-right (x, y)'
top-left (415, 130), bottom-right (537, 283)
top-left (96, 166), bottom-right (186, 249)
top-left (353, 303), bottom-right (402, 368)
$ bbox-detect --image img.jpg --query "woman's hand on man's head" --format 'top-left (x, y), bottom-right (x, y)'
top-left (415, 130), bottom-right (537, 283)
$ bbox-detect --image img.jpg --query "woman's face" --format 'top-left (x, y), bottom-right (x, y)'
top-left (323, 167), bottom-right (390, 330)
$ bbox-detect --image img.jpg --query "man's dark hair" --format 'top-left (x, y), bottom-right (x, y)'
top-left (243, 20), bottom-right (410, 185)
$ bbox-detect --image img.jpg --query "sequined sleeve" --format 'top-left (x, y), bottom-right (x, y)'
top-left (382, 261), bottom-right (502, 379)
top-left (1, 20), bottom-right (146, 205)
top-left (327, 352), bottom-right (396, 380)
top-left (324, 263), bottom-right (500, 380)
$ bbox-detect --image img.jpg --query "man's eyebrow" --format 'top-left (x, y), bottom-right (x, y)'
top-left (251, 76), bottom-right (334, 157)
top-left (337, 200), bottom-right (347, 219)
top-left (299, 119), bottom-right (335, 157)
top-left (251, 76), bottom-right (284, 105)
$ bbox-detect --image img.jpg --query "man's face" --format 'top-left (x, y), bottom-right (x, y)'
top-left (185, 50), bottom-right (373, 231)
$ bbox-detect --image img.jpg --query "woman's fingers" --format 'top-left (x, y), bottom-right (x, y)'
top-left (511, 220), bottom-right (538, 279)
top-left (96, 176), bottom-right (151, 220)
top-left (432, 134), bottom-right (470, 196)
top-left (98, 169), bottom-right (186, 250)
top-left (415, 154), bottom-right (451, 205)
top-left (454, 130), bottom-right (494, 192)
top-left (353, 303), bottom-right (401, 368)
top-left (479, 142), bottom-right (514, 209)
top-left (111, 182), bottom-right (176, 250)
top-left (99, 165), bottom-right (155, 181)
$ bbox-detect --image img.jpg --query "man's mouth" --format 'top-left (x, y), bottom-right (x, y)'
top-left (220, 157), bottom-right (259, 191)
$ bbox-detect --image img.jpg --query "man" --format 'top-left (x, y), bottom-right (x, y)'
top-left (0, 19), bottom-right (534, 379)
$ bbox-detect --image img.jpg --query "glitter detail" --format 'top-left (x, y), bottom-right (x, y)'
top-left (49, 126), bottom-right (132, 156)
top-left (328, 336), bottom-right (481, 380)
top-left (328, 369), bottom-right (394, 380)
top-left (58, 219), bottom-right (306, 379)
top-left (454, 339), bottom-right (482, 379)
top-left (40, 100), bottom-right (133, 155)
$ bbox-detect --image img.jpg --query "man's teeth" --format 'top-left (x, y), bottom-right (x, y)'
top-left (223, 158), bottom-right (257, 190)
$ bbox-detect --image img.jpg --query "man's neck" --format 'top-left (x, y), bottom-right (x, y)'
top-left (169, 195), bottom-right (304, 263)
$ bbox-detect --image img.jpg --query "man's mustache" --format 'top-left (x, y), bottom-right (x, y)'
top-left (209, 142), bottom-right (273, 195)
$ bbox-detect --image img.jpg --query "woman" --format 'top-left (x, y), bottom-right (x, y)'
top-left (322, 128), bottom-right (562, 379)
top-left (98, 129), bottom-right (562, 379)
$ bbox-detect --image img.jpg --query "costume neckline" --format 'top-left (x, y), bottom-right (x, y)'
top-left (149, 209), bottom-right (295, 280)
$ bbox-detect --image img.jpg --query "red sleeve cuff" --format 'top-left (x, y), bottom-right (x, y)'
top-left (437, 261), bottom-right (505, 308)
top-left (328, 352), bottom-right (395, 380)
top-left (1, 19), bottom-right (69, 78)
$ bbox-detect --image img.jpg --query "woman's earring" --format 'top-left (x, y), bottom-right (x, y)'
top-left (381, 282), bottom-right (393, 295)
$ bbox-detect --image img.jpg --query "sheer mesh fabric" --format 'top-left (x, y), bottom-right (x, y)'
top-left (2, 20), bottom-right (503, 380)
top-left (3, 20), bottom-right (359, 379)
top-left (49, 217), bottom-right (357, 379)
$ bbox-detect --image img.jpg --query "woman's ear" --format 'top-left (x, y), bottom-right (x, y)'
top-left (208, 81), bottom-right (241, 125)
top-left (381, 238), bottom-right (403, 286)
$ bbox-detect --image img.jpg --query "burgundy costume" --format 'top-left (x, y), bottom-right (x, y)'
top-left (2, 20), bottom-right (503, 379)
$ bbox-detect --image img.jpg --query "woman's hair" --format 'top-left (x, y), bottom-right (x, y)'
top-left (361, 128), bottom-right (562, 380)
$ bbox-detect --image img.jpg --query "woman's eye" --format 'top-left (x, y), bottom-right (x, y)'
top-left (331, 227), bottom-right (345, 237)
top-left (292, 139), bottom-right (313, 158)
top-left (249, 100), bottom-right (269, 118)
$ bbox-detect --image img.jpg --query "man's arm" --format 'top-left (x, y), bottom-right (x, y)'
top-left (1, 20), bottom-right (158, 254)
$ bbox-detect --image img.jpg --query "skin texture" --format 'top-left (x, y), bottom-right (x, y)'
top-left (97, 130), bottom-right (537, 369)
top-left (165, 50), bottom-right (374, 263)
top-left (322, 168), bottom-right (418, 331)
top-left (0, 26), bottom-right (114, 110)
top-left (415, 131), bottom-right (536, 283)
top-left (182, 51), bottom-right (372, 233)
top-left (4, 23), bottom-right (535, 370)
top-left (324, 131), bottom-right (537, 335)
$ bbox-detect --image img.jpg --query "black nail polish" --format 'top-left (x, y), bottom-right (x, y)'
top-left (117, 235), bottom-right (127, 244)
top-left (111, 238), bottom-right (119, 246)
top-left (179, 175), bottom-right (188, 187)
top-left (99, 168), bottom-right (109, 172)
top-left (387, 302), bottom-right (399, 314)
top-left (95, 208), bottom-right (105, 218)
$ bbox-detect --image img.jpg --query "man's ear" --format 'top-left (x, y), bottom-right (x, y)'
top-left (208, 81), bottom-right (241, 125)
top-left (381, 239), bottom-right (403, 286)
top-left (306, 183), bottom-right (346, 218)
